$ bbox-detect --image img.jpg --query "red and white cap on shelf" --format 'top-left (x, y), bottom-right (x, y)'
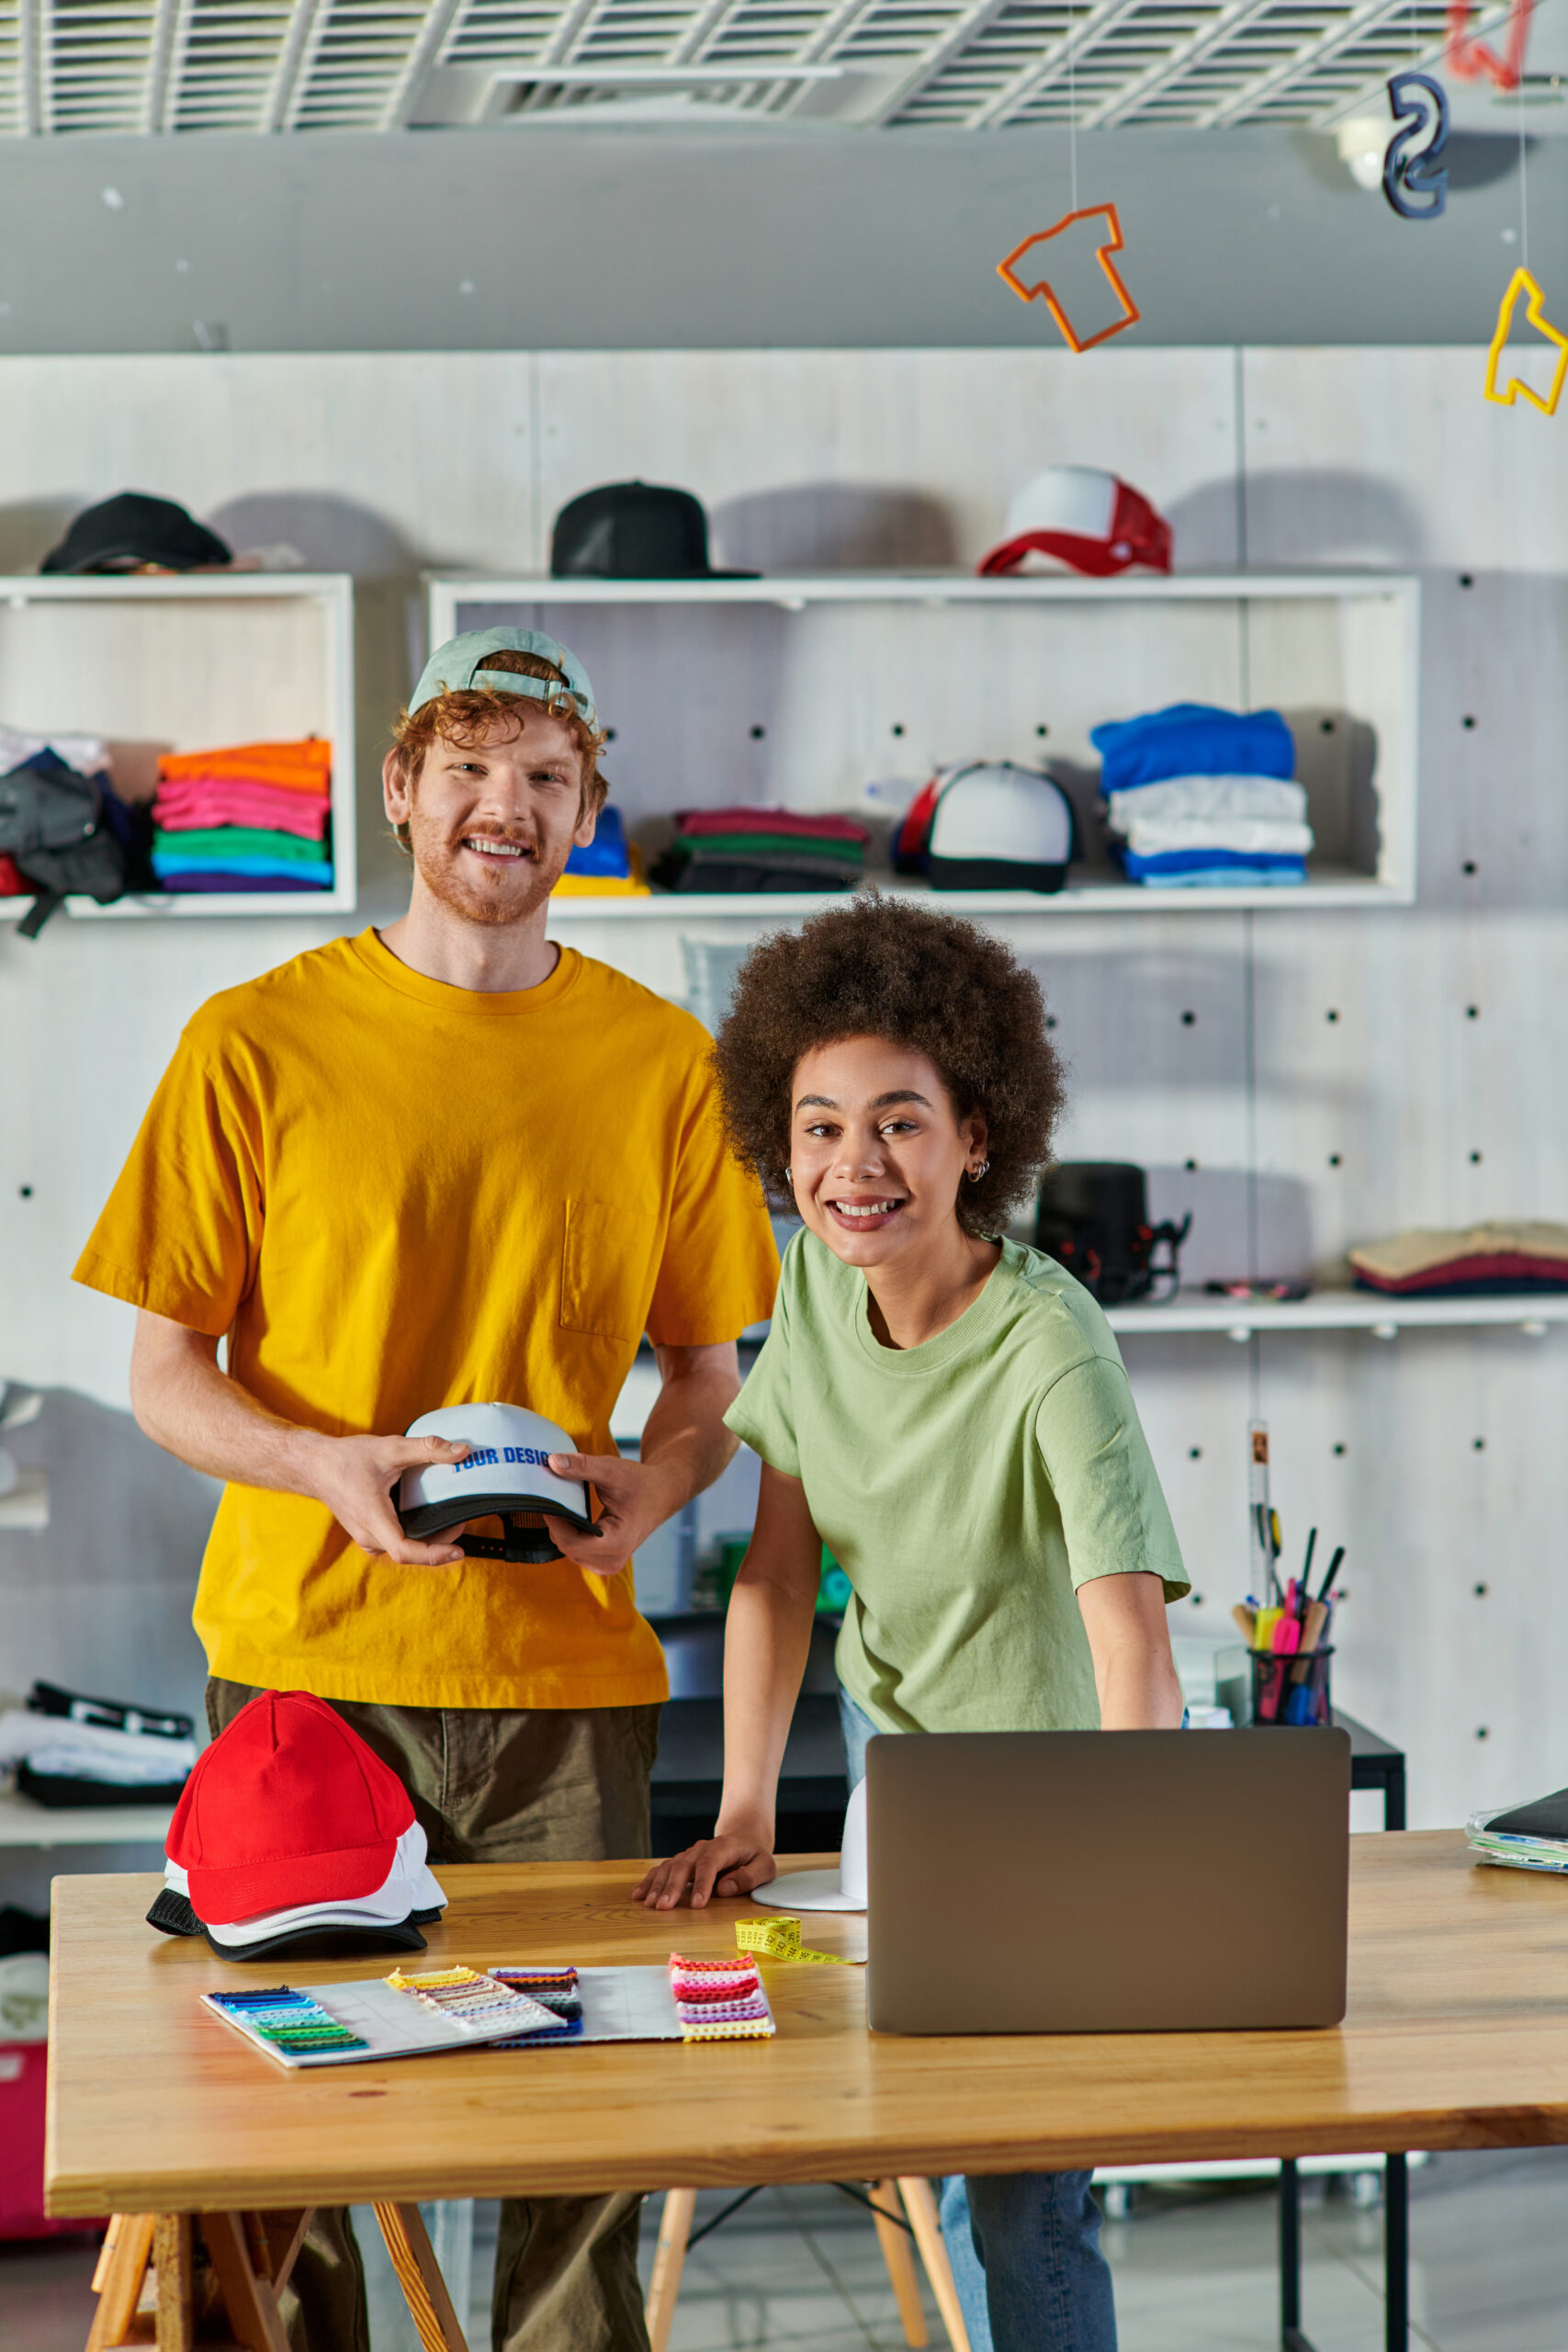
top-left (977, 467), bottom-right (1172, 580)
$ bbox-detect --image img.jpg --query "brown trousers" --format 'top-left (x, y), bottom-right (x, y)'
top-left (207, 1679), bottom-right (661, 2352)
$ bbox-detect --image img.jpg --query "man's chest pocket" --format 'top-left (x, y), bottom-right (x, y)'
top-left (560, 1195), bottom-right (660, 1342)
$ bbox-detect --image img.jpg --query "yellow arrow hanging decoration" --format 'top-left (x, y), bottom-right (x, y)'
top-left (1483, 268), bottom-right (1568, 414)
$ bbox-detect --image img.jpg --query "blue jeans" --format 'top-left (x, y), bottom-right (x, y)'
top-left (839, 1691), bottom-right (1118, 2352)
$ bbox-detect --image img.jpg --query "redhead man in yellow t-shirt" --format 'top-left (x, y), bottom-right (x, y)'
top-left (73, 629), bottom-right (779, 2352)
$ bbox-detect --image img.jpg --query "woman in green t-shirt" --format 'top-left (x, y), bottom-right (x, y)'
top-left (636, 896), bottom-right (1188, 2352)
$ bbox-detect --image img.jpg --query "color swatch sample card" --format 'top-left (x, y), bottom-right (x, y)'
top-left (202, 1977), bottom-right (560, 2068)
top-left (203, 1961), bottom-right (775, 2068)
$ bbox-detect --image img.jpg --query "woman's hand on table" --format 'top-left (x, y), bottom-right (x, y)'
top-left (633, 1831), bottom-right (778, 1910)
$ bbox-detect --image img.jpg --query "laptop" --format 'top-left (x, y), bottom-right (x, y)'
top-left (865, 1728), bottom-right (1350, 2034)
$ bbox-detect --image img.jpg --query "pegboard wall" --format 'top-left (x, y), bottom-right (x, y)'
top-left (0, 345), bottom-right (1564, 1837)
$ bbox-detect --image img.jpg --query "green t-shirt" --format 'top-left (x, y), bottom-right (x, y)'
top-left (725, 1231), bottom-right (1189, 1736)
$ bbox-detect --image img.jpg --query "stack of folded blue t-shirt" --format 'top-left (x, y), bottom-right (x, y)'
top-left (1091, 704), bottom-right (1312, 888)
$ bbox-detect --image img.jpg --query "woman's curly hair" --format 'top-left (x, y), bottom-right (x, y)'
top-left (712, 895), bottom-right (1066, 1238)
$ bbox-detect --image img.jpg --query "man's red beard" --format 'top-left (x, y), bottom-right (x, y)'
top-left (407, 818), bottom-right (561, 928)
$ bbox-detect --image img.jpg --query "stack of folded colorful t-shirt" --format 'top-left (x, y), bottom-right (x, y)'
top-left (151, 739), bottom-right (333, 894)
top-left (552, 805), bottom-right (649, 898)
top-left (654, 808), bottom-right (869, 894)
top-left (1349, 1222), bottom-right (1568, 1297)
top-left (1091, 704), bottom-right (1312, 888)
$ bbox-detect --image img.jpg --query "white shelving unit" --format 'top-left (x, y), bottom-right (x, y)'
top-left (0, 1787), bottom-right (174, 1849)
top-left (1106, 1291), bottom-right (1568, 1340)
top-left (610, 1292), bottom-right (1566, 1439)
top-left (426, 570), bottom-right (1419, 913)
top-left (0, 571), bottom-right (356, 921)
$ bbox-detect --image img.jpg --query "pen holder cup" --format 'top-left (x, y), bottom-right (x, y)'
top-left (1249, 1645), bottom-right (1333, 1728)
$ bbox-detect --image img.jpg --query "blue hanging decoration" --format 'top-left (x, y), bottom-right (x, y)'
top-left (1383, 72), bottom-right (1450, 219)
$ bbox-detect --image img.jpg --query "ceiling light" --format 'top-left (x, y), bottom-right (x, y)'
top-left (1337, 117), bottom-right (1387, 191)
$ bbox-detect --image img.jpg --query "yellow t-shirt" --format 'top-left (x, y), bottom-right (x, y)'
top-left (73, 930), bottom-right (779, 1710)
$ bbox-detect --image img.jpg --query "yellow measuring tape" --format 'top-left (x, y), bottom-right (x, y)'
top-left (735, 1915), bottom-right (859, 1964)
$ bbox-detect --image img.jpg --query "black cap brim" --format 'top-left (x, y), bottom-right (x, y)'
top-left (399, 1492), bottom-right (602, 1562)
top-left (147, 1883), bottom-right (429, 1961)
top-left (400, 1488), bottom-right (597, 1540)
top-left (41, 541), bottom-right (221, 576)
top-left (203, 1916), bottom-right (429, 1962)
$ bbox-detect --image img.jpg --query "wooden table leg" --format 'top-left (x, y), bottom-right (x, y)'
top-left (645, 2188), bottom-right (697, 2352)
top-left (372, 2200), bottom-right (471, 2352)
top-left (870, 2181), bottom-right (929, 2347)
top-left (202, 2212), bottom-right (290, 2352)
top-left (152, 2215), bottom-right (195, 2351)
top-left (897, 2177), bottom-right (973, 2352)
top-left (85, 2208), bottom-right (317, 2352)
top-left (91, 2217), bottom-right (125, 2298)
top-left (260, 2208), bottom-right (312, 2298)
top-left (86, 2213), bottom-right (156, 2352)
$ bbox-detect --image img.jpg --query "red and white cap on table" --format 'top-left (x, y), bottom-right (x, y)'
top-left (165, 1687), bottom-right (435, 1927)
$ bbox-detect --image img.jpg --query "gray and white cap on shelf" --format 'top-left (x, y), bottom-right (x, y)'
top-left (928, 762), bottom-right (1077, 894)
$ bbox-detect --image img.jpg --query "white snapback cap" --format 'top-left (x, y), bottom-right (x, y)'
top-left (928, 763), bottom-right (1076, 893)
top-left (398, 1402), bottom-right (601, 1564)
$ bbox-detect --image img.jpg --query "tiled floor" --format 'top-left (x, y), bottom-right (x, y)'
top-left (8, 2151), bottom-right (1568, 2349)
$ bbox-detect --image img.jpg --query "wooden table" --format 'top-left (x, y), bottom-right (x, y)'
top-left (48, 1833), bottom-right (1568, 2348)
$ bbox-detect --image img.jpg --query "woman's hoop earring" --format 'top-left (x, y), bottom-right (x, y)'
top-left (966, 1158), bottom-right (991, 1183)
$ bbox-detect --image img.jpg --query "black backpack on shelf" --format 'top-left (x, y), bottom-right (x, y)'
top-left (1035, 1162), bottom-right (1190, 1305)
top-left (0, 749), bottom-right (127, 936)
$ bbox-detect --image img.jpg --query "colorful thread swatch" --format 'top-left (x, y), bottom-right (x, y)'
top-left (491, 1964), bottom-right (580, 1997)
top-left (385, 1964), bottom-right (559, 2041)
top-left (669, 1952), bottom-right (774, 2042)
top-left (206, 1986), bottom-right (367, 2054)
top-left (489, 1966), bottom-right (583, 2043)
top-left (734, 1915), bottom-right (858, 1964)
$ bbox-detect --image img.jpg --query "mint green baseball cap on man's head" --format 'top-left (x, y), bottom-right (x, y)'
top-left (409, 628), bottom-right (597, 730)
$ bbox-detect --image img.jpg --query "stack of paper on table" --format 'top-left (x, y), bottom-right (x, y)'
top-left (1467, 1786), bottom-right (1568, 1873)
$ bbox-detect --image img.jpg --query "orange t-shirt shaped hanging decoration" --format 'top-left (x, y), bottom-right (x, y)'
top-left (1483, 268), bottom-right (1568, 414)
top-left (998, 205), bottom-right (1141, 354)
top-left (1446, 0), bottom-right (1532, 90)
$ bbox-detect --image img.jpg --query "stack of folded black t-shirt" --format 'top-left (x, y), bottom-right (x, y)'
top-left (654, 808), bottom-right (869, 893)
